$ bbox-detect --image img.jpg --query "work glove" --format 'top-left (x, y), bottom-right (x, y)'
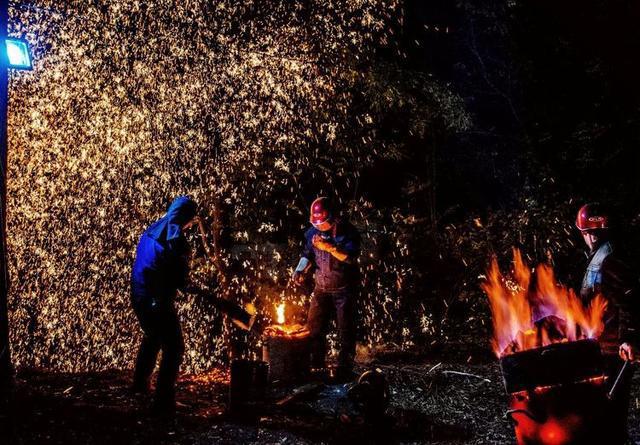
top-left (619, 342), bottom-right (636, 361)
top-left (312, 234), bottom-right (336, 252)
top-left (292, 271), bottom-right (305, 286)
top-left (292, 257), bottom-right (310, 286)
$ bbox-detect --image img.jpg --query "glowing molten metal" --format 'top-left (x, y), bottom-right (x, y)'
top-left (263, 301), bottom-right (311, 382)
top-left (264, 302), bottom-right (309, 338)
top-left (482, 249), bottom-right (607, 357)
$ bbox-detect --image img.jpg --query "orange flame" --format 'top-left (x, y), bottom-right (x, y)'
top-left (265, 301), bottom-right (309, 338)
top-left (276, 302), bottom-right (285, 324)
top-left (482, 248), bottom-right (607, 357)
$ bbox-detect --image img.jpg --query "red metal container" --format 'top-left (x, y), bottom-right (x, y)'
top-left (500, 339), bottom-right (612, 445)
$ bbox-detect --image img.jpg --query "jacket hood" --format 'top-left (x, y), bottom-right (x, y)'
top-left (146, 196), bottom-right (197, 243)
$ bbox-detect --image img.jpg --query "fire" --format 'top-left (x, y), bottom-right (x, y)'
top-left (264, 301), bottom-right (309, 338)
top-left (276, 302), bottom-right (285, 324)
top-left (482, 248), bottom-right (607, 356)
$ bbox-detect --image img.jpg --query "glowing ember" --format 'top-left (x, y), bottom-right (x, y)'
top-left (264, 323), bottom-right (309, 338)
top-left (482, 248), bottom-right (607, 357)
top-left (276, 302), bottom-right (285, 325)
top-left (180, 368), bottom-right (230, 385)
top-left (265, 301), bottom-right (308, 337)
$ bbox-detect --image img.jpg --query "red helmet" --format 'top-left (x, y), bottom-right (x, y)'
top-left (309, 197), bottom-right (333, 229)
top-left (576, 203), bottom-right (608, 231)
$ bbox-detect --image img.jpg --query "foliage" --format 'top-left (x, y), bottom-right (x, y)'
top-left (6, 1), bottom-right (469, 372)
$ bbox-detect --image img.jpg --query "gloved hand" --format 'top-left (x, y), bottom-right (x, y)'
top-left (312, 234), bottom-right (336, 252)
top-left (619, 342), bottom-right (636, 361)
top-left (292, 270), bottom-right (305, 286)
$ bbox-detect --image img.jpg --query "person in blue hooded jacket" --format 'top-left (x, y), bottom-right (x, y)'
top-left (130, 196), bottom-right (200, 411)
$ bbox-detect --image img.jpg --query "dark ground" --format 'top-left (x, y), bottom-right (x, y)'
top-left (1, 345), bottom-right (639, 445)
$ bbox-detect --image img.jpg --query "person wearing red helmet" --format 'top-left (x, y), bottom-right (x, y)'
top-left (576, 203), bottom-right (638, 358)
top-left (292, 197), bottom-right (361, 380)
top-left (576, 203), bottom-right (639, 441)
top-left (131, 197), bottom-right (256, 414)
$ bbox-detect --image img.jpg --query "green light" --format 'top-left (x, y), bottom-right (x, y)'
top-left (5, 38), bottom-right (32, 70)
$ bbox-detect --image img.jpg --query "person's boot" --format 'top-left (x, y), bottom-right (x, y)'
top-left (130, 380), bottom-right (150, 396)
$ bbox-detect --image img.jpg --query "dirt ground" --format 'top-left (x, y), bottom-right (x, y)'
top-left (2, 346), bottom-right (639, 445)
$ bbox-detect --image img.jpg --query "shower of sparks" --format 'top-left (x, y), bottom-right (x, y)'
top-left (5, 1), bottom-right (470, 373)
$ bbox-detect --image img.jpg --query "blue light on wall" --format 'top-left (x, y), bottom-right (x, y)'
top-left (5, 38), bottom-right (32, 70)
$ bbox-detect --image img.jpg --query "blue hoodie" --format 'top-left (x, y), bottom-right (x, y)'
top-left (131, 196), bottom-right (197, 307)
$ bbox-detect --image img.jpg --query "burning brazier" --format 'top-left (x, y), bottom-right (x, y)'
top-left (483, 250), bottom-right (615, 445)
top-left (501, 339), bottom-right (610, 445)
top-left (262, 303), bottom-right (311, 383)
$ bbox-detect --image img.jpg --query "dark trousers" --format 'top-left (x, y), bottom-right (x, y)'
top-left (307, 288), bottom-right (356, 370)
top-left (603, 354), bottom-right (635, 444)
top-left (132, 300), bottom-right (184, 404)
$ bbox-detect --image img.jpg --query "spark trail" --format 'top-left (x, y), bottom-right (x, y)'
top-left (6, 1), bottom-right (469, 372)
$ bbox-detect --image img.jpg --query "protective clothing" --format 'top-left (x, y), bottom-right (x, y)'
top-left (301, 220), bottom-right (360, 291)
top-left (580, 241), bottom-right (639, 354)
top-left (132, 302), bottom-right (184, 407)
top-left (131, 196), bottom-right (197, 307)
top-left (310, 197), bottom-right (334, 229)
top-left (581, 241), bottom-right (613, 297)
top-left (580, 238), bottom-right (639, 443)
top-left (130, 196), bottom-right (197, 409)
top-left (307, 288), bottom-right (356, 370)
top-left (576, 203), bottom-right (609, 231)
top-left (299, 217), bottom-right (361, 372)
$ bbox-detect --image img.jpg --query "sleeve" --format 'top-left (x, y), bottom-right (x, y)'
top-left (602, 256), bottom-right (640, 347)
top-left (175, 252), bottom-right (190, 290)
top-left (301, 228), bottom-right (315, 262)
top-left (341, 225), bottom-right (361, 260)
top-left (166, 238), bottom-right (191, 291)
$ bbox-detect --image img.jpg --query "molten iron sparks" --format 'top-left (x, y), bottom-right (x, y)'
top-left (6, 1), bottom-right (469, 374)
top-left (482, 249), bottom-right (607, 357)
top-left (181, 368), bottom-right (230, 385)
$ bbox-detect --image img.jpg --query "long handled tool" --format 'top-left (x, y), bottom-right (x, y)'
top-left (195, 217), bottom-right (256, 331)
top-left (607, 359), bottom-right (629, 400)
top-left (197, 218), bottom-right (215, 264)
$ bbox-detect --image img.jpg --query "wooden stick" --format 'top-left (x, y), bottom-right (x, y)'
top-left (442, 370), bottom-right (491, 383)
